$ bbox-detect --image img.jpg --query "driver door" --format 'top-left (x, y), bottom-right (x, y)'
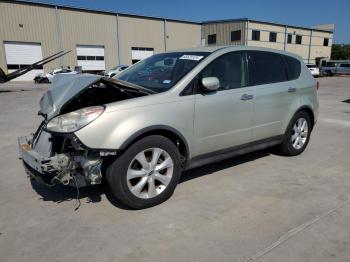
top-left (193, 51), bottom-right (255, 157)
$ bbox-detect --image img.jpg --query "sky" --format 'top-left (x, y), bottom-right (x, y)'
top-left (27, 0), bottom-right (350, 43)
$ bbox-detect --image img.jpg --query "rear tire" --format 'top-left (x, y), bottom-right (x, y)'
top-left (106, 135), bottom-right (182, 209)
top-left (280, 111), bottom-right (312, 156)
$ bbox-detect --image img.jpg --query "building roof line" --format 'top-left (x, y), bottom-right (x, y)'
top-left (7, 0), bottom-right (201, 25)
top-left (6, 1), bottom-right (334, 33)
top-left (202, 18), bottom-right (334, 33)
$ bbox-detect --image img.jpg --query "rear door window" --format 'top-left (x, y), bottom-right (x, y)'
top-left (247, 51), bottom-right (288, 86)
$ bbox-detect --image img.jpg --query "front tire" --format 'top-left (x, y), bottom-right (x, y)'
top-left (106, 135), bottom-right (182, 209)
top-left (280, 111), bottom-right (312, 156)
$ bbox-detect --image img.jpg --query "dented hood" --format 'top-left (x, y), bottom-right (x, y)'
top-left (40, 74), bottom-right (102, 119)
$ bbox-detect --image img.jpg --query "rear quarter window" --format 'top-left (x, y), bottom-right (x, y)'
top-left (284, 55), bottom-right (301, 80)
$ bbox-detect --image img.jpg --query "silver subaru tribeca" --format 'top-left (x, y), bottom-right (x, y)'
top-left (18, 46), bottom-right (318, 209)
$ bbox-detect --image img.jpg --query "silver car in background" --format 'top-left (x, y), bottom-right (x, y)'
top-left (320, 61), bottom-right (350, 76)
top-left (34, 67), bottom-right (78, 83)
top-left (18, 46), bottom-right (318, 209)
top-left (104, 65), bottom-right (128, 78)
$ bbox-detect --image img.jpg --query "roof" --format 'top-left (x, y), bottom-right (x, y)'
top-left (7, 0), bottom-right (201, 25)
top-left (173, 46), bottom-right (225, 53)
top-left (202, 18), bottom-right (334, 33)
top-left (170, 45), bottom-right (304, 60)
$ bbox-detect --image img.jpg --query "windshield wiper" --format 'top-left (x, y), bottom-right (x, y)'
top-left (104, 78), bottom-right (156, 95)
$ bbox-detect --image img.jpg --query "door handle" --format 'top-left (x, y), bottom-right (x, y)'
top-left (240, 94), bottom-right (254, 100)
top-left (288, 87), bottom-right (297, 93)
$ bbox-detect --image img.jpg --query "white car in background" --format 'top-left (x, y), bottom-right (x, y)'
top-left (34, 68), bottom-right (78, 83)
top-left (104, 65), bottom-right (128, 78)
top-left (306, 64), bottom-right (320, 77)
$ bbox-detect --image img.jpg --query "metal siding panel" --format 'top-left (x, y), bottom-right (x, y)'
top-left (223, 23), bottom-right (229, 45)
top-left (0, 2), bottom-right (59, 72)
top-left (118, 16), bottom-right (164, 65)
top-left (166, 21), bottom-right (201, 51)
top-left (202, 21), bottom-right (245, 46)
top-left (59, 8), bottom-right (117, 70)
top-left (218, 24), bottom-right (222, 45)
top-left (228, 22), bottom-right (245, 45)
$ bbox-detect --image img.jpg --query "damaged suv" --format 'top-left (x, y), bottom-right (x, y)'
top-left (18, 46), bottom-right (318, 209)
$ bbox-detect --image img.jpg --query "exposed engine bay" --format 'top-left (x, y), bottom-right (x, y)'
top-left (19, 76), bottom-right (151, 188)
top-left (60, 78), bottom-right (149, 114)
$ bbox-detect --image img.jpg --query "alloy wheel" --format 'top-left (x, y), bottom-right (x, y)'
top-left (126, 148), bottom-right (174, 199)
top-left (291, 117), bottom-right (308, 150)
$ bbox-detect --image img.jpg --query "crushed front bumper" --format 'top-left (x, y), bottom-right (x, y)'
top-left (18, 135), bottom-right (71, 186)
top-left (18, 132), bottom-right (103, 187)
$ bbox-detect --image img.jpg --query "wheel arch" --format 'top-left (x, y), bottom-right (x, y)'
top-left (288, 106), bottom-right (315, 132)
top-left (119, 125), bottom-right (190, 166)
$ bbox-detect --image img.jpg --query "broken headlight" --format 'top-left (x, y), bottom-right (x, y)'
top-left (46, 106), bottom-right (105, 133)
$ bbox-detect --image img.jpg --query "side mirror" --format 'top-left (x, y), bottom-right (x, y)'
top-left (201, 77), bottom-right (220, 92)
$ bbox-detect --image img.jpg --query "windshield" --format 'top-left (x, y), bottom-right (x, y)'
top-left (116, 52), bottom-right (209, 93)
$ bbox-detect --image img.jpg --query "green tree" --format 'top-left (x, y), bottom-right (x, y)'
top-left (331, 44), bottom-right (350, 60)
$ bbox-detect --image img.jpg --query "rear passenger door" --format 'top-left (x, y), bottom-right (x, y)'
top-left (247, 51), bottom-right (299, 141)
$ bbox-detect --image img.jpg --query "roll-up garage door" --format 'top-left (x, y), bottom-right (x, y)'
top-left (4, 42), bottom-right (43, 81)
top-left (76, 45), bottom-right (105, 71)
top-left (131, 47), bottom-right (154, 64)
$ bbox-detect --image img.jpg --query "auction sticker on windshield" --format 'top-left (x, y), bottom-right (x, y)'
top-left (179, 55), bottom-right (204, 61)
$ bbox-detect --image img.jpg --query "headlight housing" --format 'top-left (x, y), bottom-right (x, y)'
top-left (46, 106), bottom-right (105, 133)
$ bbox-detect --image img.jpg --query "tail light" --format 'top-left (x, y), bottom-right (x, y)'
top-left (316, 81), bottom-right (320, 91)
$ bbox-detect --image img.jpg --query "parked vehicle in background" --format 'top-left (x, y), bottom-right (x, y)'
top-left (306, 64), bottom-right (319, 77)
top-left (336, 62), bottom-right (350, 75)
top-left (19, 46), bottom-right (318, 209)
top-left (34, 68), bottom-right (78, 83)
top-left (104, 65), bottom-right (128, 78)
top-left (320, 61), bottom-right (336, 76)
top-left (320, 61), bottom-right (350, 76)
